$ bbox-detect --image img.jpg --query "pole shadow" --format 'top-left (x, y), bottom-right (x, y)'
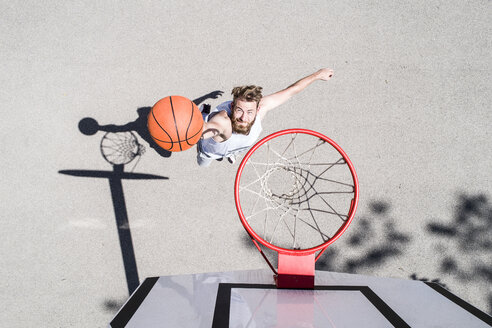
top-left (59, 165), bottom-right (168, 295)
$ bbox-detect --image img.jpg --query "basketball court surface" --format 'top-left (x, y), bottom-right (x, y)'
top-left (1, 1), bottom-right (491, 327)
top-left (109, 269), bottom-right (491, 327)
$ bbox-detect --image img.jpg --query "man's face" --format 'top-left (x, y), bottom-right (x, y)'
top-left (231, 98), bottom-right (258, 135)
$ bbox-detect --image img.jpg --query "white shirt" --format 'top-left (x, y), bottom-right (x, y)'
top-left (198, 101), bottom-right (262, 158)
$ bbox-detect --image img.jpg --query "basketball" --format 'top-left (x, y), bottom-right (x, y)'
top-left (147, 96), bottom-right (204, 152)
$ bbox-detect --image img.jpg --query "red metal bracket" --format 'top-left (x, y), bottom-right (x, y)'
top-left (276, 253), bottom-right (315, 289)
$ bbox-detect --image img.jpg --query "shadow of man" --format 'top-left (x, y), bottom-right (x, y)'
top-left (78, 90), bottom-right (223, 157)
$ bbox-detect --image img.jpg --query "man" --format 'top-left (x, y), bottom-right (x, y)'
top-left (197, 68), bottom-right (334, 167)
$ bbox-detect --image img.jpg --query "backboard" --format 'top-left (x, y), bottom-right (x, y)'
top-left (109, 269), bottom-right (491, 327)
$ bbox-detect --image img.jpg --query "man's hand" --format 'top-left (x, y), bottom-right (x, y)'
top-left (259, 68), bottom-right (335, 118)
top-left (315, 68), bottom-right (334, 81)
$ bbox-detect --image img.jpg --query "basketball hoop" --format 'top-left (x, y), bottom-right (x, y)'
top-left (234, 129), bottom-right (359, 288)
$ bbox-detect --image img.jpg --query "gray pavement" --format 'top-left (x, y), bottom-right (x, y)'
top-left (1, 1), bottom-right (491, 327)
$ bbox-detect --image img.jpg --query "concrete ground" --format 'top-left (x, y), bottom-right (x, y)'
top-left (1, 1), bottom-right (490, 327)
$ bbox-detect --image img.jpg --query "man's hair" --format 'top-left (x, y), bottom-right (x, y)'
top-left (231, 85), bottom-right (263, 107)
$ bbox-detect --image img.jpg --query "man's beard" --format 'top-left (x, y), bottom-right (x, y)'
top-left (231, 116), bottom-right (256, 135)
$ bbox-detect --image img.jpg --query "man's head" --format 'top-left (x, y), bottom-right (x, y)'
top-left (230, 85), bottom-right (263, 135)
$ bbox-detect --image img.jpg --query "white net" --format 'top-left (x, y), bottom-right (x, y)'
top-left (237, 132), bottom-right (356, 250)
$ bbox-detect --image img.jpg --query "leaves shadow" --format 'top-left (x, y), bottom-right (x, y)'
top-left (316, 200), bottom-right (411, 273)
top-left (423, 193), bottom-right (492, 314)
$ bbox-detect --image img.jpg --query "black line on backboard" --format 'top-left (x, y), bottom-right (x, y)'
top-left (425, 282), bottom-right (492, 325)
top-left (110, 277), bottom-right (159, 328)
top-left (212, 283), bottom-right (410, 328)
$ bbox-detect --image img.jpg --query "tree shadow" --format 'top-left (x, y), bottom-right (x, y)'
top-left (316, 200), bottom-right (411, 273)
top-left (424, 193), bottom-right (492, 314)
top-left (239, 195), bottom-right (492, 314)
top-left (241, 200), bottom-right (413, 275)
top-left (409, 273), bottom-right (448, 289)
top-left (240, 233), bottom-right (279, 273)
top-left (240, 234), bottom-right (257, 250)
top-left (78, 91), bottom-right (223, 158)
top-left (103, 298), bottom-right (126, 313)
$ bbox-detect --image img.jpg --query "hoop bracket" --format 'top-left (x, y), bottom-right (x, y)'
top-left (251, 237), bottom-right (278, 275)
top-left (276, 253), bottom-right (315, 288)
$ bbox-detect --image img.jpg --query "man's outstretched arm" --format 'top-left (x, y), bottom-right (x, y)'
top-left (258, 68), bottom-right (334, 119)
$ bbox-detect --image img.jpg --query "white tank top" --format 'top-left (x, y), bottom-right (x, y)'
top-left (198, 101), bottom-right (262, 158)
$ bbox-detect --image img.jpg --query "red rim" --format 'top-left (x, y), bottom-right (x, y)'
top-left (234, 129), bottom-right (359, 256)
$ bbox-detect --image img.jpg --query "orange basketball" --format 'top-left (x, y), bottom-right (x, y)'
top-left (148, 96), bottom-right (204, 152)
